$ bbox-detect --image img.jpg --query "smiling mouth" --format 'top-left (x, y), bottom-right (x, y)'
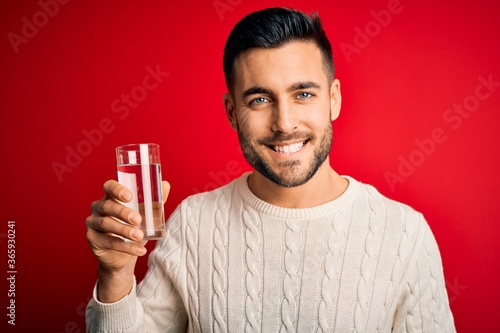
top-left (268, 140), bottom-right (308, 154)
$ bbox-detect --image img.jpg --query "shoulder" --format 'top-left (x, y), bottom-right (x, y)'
top-left (182, 174), bottom-right (242, 207)
top-left (346, 177), bottom-right (445, 282)
top-left (347, 176), bottom-right (423, 220)
top-left (167, 173), bottom-right (246, 224)
top-left (346, 176), bottom-right (431, 251)
top-left (159, 174), bottom-right (244, 254)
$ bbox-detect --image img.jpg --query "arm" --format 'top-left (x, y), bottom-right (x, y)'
top-left (136, 209), bottom-right (188, 331)
top-left (393, 219), bottom-right (456, 332)
top-left (85, 180), bottom-right (172, 331)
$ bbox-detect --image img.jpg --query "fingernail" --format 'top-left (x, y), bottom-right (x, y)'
top-left (138, 247), bottom-right (147, 255)
top-left (131, 228), bottom-right (143, 240)
top-left (129, 212), bottom-right (141, 224)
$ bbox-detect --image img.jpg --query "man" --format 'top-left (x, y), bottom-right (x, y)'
top-left (86, 7), bottom-right (456, 332)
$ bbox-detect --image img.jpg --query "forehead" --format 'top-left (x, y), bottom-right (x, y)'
top-left (233, 41), bottom-right (327, 92)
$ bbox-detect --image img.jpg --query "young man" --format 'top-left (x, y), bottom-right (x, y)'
top-left (86, 7), bottom-right (456, 332)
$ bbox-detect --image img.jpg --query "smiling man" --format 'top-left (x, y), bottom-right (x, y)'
top-left (224, 40), bottom-right (346, 207)
top-left (86, 7), bottom-right (456, 332)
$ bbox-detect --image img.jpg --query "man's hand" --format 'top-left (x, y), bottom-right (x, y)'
top-left (86, 179), bottom-right (170, 302)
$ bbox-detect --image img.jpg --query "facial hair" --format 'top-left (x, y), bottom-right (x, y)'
top-left (238, 120), bottom-right (333, 188)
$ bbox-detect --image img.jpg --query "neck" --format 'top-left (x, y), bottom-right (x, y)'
top-left (248, 161), bottom-right (348, 208)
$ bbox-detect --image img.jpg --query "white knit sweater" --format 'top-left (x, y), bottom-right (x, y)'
top-left (86, 173), bottom-right (456, 332)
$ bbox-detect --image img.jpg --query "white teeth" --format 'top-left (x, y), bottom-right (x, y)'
top-left (273, 141), bottom-right (304, 154)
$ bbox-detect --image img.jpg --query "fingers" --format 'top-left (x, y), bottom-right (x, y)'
top-left (87, 179), bottom-right (169, 255)
top-left (103, 179), bottom-right (133, 202)
top-left (86, 227), bottom-right (147, 257)
top-left (162, 181), bottom-right (171, 205)
top-left (87, 201), bottom-right (142, 241)
top-left (90, 197), bottom-right (142, 227)
top-left (86, 215), bottom-right (144, 241)
top-left (87, 180), bottom-right (143, 242)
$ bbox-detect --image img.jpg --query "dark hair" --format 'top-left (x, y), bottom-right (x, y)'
top-left (223, 7), bottom-right (334, 94)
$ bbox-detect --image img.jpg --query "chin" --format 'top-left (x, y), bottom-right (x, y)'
top-left (261, 165), bottom-right (317, 188)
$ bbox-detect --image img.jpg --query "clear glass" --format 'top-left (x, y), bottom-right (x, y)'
top-left (116, 143), bottom-right (166, 240)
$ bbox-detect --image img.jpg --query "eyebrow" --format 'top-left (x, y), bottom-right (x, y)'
top-left (242, 86), bottom-right (275, 99)
top-left (241, 81), bottom-right (321, 99)
top-left (288, 81), bottom-right (321, 92)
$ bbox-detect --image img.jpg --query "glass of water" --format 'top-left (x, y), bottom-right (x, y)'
top-left (115, 143), bottom-right (166, 240)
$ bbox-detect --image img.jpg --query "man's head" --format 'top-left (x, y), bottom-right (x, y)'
top-left (223, 8), bottom-right (341, 189)
top-left (223, 7), bottom-right (334, 95)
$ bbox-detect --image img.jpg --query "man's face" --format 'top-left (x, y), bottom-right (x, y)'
top-left (225, 41), bottom-right (341, 188)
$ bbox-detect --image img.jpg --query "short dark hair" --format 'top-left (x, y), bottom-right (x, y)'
top-left (223, 7), bottom-right (334, 94)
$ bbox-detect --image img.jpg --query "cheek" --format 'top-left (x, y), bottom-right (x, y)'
top-left (237, 110), bottom-right (268, 135)
top-left (319, 99), bottom-right (334, 121)
top-left (304, 106), bottom-right (331, 129)
top-left (235, 114), bottom-right (250, 136)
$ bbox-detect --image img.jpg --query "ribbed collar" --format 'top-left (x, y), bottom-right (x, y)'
top-left (237, 172), bottom-right (361, 219)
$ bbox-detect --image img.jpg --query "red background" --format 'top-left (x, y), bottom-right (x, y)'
top-left (1, 0), bottom-right (499, 331)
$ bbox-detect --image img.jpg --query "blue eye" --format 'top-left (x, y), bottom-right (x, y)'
top-left (297, 92), bottom-right (312, 99)
top-left (252, 97), bottom-right (268, 105)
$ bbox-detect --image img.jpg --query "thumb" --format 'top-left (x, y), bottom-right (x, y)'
top-left (161, 181), bottom-right (171, 205)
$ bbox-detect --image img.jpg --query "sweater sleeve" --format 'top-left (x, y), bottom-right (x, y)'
top-left (86, 208), bottom-right (188, 332)
top-left (85, 278), bottom-right (145, 333)
top-left (136, 207), bottom-right (188, 332)
top-left (392, 216), bottom-right (456, 332)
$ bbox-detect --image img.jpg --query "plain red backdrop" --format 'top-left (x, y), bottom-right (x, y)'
top-left (1, 0), bottom-right (499, 331)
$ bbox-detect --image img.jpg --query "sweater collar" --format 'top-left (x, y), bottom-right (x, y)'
top-left (237, 172), bottom-right (361, 219)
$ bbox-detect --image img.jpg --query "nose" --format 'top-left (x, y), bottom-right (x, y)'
top-left (271, 101), bottom-right (298, 134)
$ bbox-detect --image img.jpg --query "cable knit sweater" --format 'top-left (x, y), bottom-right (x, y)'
top-left (86, 173), bottom-right (456, 332)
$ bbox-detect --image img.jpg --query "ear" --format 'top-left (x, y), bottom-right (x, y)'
top-left (223, 93), bottom-right (238, 130)
top-left (330, 78), bottom-right (342, 121)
